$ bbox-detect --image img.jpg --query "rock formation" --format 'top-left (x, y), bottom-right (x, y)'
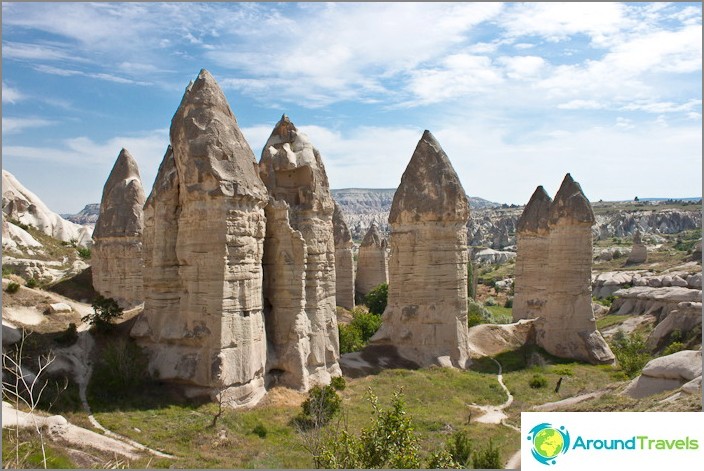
top-left (259, 115), bottom-right (340, 391)
top-left (370, 130), bottom-right (471, 368)
top-left (610, 286), bottom-right (702, 320)
top-left (513, 186), bottom-right (552, 321)
top-left (646, 301), bottom-right (702, 350)
top-left (91, 148), bottom-right (145, 308)
top-left (355, 223), bottom-right (388, 298)
top-left (626, 229), bottom-right (647, 264)
top-left (2, 169), bottom-right (92, 246)
top-left (623, 350), bottom-right (702, 398)
top-left (333, 202), bottom-right (355, 310)
top-left (535, 174), bottom-right (615, 364)
top-left (132, 69), bottom-right (269, 406)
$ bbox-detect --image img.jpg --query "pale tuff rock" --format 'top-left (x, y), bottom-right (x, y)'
top-left (624, 350), bottom-right (702, 398)
top-left (355, 223), bottom-right (389, 298)
top-left (472, 248), bottom-right (516, 266)
top-left (535, 174), bottom-right (615, 364)
top-left (92, 148), bottom-right (145, 308)
top-left (133, 70), bottom-right (269, 406)
top-left (370, 130), bottom-right (471, 369)
top-left (2, 170), bottom-right (92, 247)
top-left (646, 302), bottom-right (702, 350)
top-left (467, 319), bottom-right (536, 357)
top-left (610, 286), bottom-right (702, 320)
top-left (333, 201), bottom-right (355, 310)
top-left (626, 229), bottom-right (647, 264)
top-left (513, 186), bottom-right (551, 321)
top-left (259, 115), bottom-right (341, 391)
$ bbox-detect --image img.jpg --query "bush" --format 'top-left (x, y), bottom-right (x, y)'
top-left (364, 283), bottom-right (388, 315)
top-left (662, 342), bottom-right (684, 356)
top-left (54, 323), bottom-right (78, 346)
top-left (82, 295), bottom-right (122, 331)
top-left (503, 297), bottom-right (513, 308)
top-left (338, 309), bottom-right (382, 354)
top-left (467, 261), bottom-right (475, 300)
top-left (472, 439), bottom-right (501, 469)
top-left (330, 376), bottom-right (346, 391)
top-left (2, 266), bottom-right (15, 277)
top-left (468, 300), bottom-right (492, 327)
top-left (89, 338), bottom-right (149, 400)
top-left (610, 330), bottom-right (650, 378)
top-left (77, 247), bottom-right (91, 260)
top-left (528, 374), bottom-right (548, 389)
top-left (25, 277), bottom-right (38, 289)
top-left (5, 282), bottom-right (20, 294)
top-left (446, 430), bottom-right (473, 467)
top-left (339, 323), bottom-right (365, 354)
top-left (295, 385), bottom-right (342, 430)
top-left (484, 296), bottom-right (497, 307)
top-left (252, 423), bottom-right (268, 438)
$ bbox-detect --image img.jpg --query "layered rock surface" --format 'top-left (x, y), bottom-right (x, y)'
top-left (91, 148), bottom-right (145, 308)
top-left (259, 115), bottom-right (340, 391)
top-left (355, 223), bottom-right (388, 297)
top-left (132, 70), bottom-right (269, 406)
top-left (624, 350), bottom-right (702, 398)
top-left (535, 174), bottom-right (614, 364)
top-left (333, 201), bottom-right (355, 310)
top-left (370, 130), bottom-right (471, 368)
top-left (513, 186), bottom-right (551, 321)
top-left (626, 229), bottom-right (647, 264)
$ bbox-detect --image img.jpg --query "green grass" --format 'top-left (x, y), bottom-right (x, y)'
top-left (2, 429), bottom-right (74, 469)
top-left (485, 305), bottom-right (513, 322)
top-left (596, 314), bottom-right (631, 330)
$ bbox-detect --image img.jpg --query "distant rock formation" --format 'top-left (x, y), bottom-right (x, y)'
top-left (370, 130), bottom-right (471, 368)
top-left (259, 115), bottom-right (341, 391)
top-left (132, 69), bottom-right (269, 406)
top-left (626, 229), bottom-right (647, 264)
top-left (62, 203), bottom-right (100, 226)
top-left (355, 223), bottom-right (388, 298)
top-left (535, 174), bottom-right (615, 365)
top-left (2, 170), bottom-right (92, 246)
top-left (513, 186), bottom-right (552, 321)
top-left (91, 148), bottom-right (145, 308)
top-left (333, 201), bottom-right (355, 310)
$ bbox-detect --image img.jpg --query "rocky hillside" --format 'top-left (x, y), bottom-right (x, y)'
top-left (61, 203), bottom-right (100, 226)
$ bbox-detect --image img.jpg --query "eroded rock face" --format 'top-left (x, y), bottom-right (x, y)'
top-left (624, 350), bottom-right (702, 398)
top-left (355, 223), bottom-right (388, 298)
top-left (370, 130), bottom-right (471, 368)
top-left (646, 301), bottom-right (702, 350)
top-left (513, 186), bottom-right (551, 321)
top-left (626, 229), bottom-right (647, 264)
top-left (92, 149), bottom-right (145, 308)
top-left (333, 201), bottom-right (355, 310)
top-left (535, 174), bottom-right (615, 364)
top-left (132, 70), bottom-right (269, 406)
top-left (259, 115), bottom-right (340, 391)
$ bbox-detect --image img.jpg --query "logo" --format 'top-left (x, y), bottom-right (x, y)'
top-left (527, 423), bottom-right (571, 465)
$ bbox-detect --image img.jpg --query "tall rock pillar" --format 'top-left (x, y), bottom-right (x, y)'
top-left (92, 148), bottom-right (145, 308)
top-left (370, 130), bottom-right (471, 368)
top-left (513, 186), bottom-right (551, 321)
top-left (355, 223), bottom-right (388, 298)
top-left (333, 202), bottom-right (355, 310)
top-left (133, 69), bottom-right (270, 406)
top-left (536, 174), bottom-right (614, 364)
top-left (259, 115), bottom-right (341, 391)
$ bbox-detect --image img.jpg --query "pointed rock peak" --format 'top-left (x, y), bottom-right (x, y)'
top-left (517, 185), bottom-right (552, 234)
top-left (389, 130), bottom-right (469, 225)
top-left (332, 201), bottom-right (352, 245)
top-left (361, 223), bottom-right (383, 247)
top-left (549, 173), bottom-right (595, 225)
top-left (145, 146), bottom-right (177, 209)
top-left (108, 148), bottom-right (141, 183)
top-left (271, 114), bottom-right (298, 141)
top-left (174, 68), bottom-right (231, 118)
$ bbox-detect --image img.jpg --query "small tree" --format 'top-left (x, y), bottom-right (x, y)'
top-left (364, 283), bottom-right (388, 315)
top-left (82, 295), bottom-right (123, 331)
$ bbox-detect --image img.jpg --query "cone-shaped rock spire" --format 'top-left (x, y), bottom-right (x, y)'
top-left (549, 173), bottom-right (595, 226)
top-left (516, 185), bottom-right (552, 235)
top-left (356, 223), bottom-right (388, 298)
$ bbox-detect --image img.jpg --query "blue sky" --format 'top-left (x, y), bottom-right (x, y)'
top-left (2, 2), bottom-right (702, 213)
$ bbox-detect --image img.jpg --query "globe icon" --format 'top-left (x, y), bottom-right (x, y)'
top-left (533, 428), bottom-right (564, 459)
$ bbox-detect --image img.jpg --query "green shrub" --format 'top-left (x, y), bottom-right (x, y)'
top-left (472, 439), bottom-right (501, 469)
top-left (252, 423), bottom-right (268, 438)
top-left (89, 338), bottom-right (149, 401)
top-left (77, 247), bottom-right (91, 259)
top-left (25, 277), bottom-right (38, 289)
top-left (330, 376), bottom-right (346, 391)
top-left (339, 323), bottom-right (365, 354)
top-left (529, 374), bottom-right (547, 389)
top-left (468, 300), bottom-right (492, 327)
top-left (2, 266), bottom-right (14, 277)
top-left (552, 365), bottom-right (574, 377)
top-left (467, 261), bottom-right (475, 300)
top-left (82, 295), bottom-right (122, 331)
top-left (610, 330), bottom-right (650, 378)
top-left (503, 297), bottom-right (513, 308)
top-left (338, 309), bottom-right (382, 354)
top-left (295, 385), bottom-right (341, 430)
top-left (426, 449), bottom-right (461, 469)
top-left (5, 282), bottom-right (20, 294)
top-left (662, 342), bottom-right (684, 356)
top-left (446, 430), bottom-right (473, 467)
top-left (364, 283), bottom-right (388, 315)
top-left (484, 296), bottom-right (497, 307)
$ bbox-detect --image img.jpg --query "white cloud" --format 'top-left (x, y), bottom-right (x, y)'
top-left (497, 55), bottom-right (546, 79)
top-left (558, 100), bottom-right (607, 110)
top-left (1, 41), bottom-right (77, 62)
top-left (34, 65), bottom-right (152, 86)
top-left (2, 82), bottom-right (25, 103)
top-left (2, 117), bottom-right (55, 134)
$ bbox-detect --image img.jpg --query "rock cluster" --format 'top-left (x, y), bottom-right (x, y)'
top-left (133, 70), bottom-right (270, 406)
top-left (333, 202), bottom-right (355, 310)
top-left (513, 186), bottom-right (551, 321)
top-left (370, 131), bottom-right (471, 368)
top-left (527, 174), bottom-right (614, 364)
top-left (91, 149), bottom-right (145, 308)
top-left (355, 223), bottom-right (388, 298)
top-left (624, 350), bottom-right (702, 398)
top-left (626, 229), bottom-right (647, 264)
top-left (259, 115), bottom-right (341, 391)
